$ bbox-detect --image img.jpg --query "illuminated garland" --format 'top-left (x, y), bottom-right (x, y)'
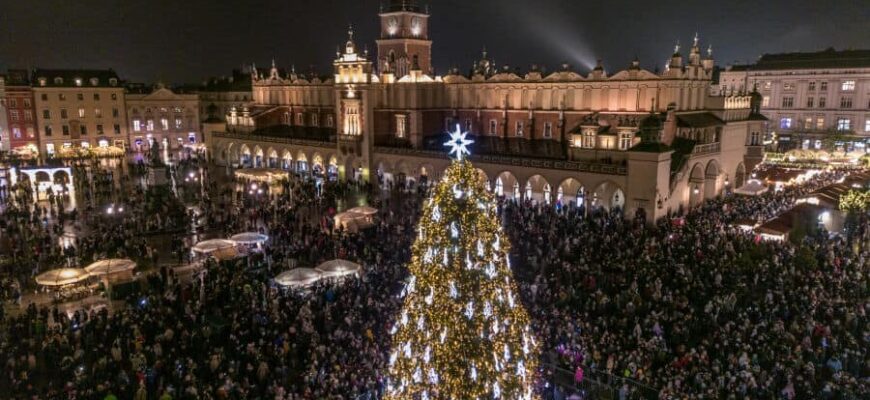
top-left (386, 159), bottom-right (538, 400)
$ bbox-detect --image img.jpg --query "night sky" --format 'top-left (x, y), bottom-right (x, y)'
top-left (1, 0), bottom-right (867, 84)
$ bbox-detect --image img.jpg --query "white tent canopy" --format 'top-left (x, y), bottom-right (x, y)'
top-left (316, 259), bottom-right (363, 278)
top-left (193, 239), bottom-right (237, 254)
top-left (84, 259), bottom-right (136, 276)
top-left (275, 268), bottom-right (323, 288)
top-left (35, 268), bottom-right (90, 286)
top-left (734, 179), bottom-right (769, 196)
top-left (230, 232), bottom-right (269, 244)
top-left (347, 206), bottom-right (378, 216)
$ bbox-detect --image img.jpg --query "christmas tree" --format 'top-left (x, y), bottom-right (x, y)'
top-left (386, 127), bottom-right (538, 399)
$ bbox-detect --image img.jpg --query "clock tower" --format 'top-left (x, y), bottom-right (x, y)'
top-left (376, 0), bottom-right (432, 77)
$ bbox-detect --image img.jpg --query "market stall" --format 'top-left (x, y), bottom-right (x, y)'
top-left (315, 259), bottom-right (363, 279)
top-left (274, 268), bottom-right (323, 288)
top-left (84, 258), bottom-right (137, 283)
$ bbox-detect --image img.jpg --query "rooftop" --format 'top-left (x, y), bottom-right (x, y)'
top-left (31, 69), bottom-right (122, 88)
top-left (729, 48), bottom-right (870, 71)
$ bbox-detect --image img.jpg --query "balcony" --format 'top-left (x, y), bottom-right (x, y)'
top-left (692, 142), bottom-right (721, 155)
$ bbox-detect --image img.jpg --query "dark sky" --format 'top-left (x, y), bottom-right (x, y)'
top-left (2, 0), bottom-right (867, 84)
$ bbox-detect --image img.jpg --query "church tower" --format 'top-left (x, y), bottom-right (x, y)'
top-left (376, 0), bottom-right (432, 77)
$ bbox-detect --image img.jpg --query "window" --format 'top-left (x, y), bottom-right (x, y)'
top-left (112, 108), bottom-right (119, 118)
top-left (750, 131), bottom-right (761, 146)
top-left (464, 119), bottom-right (472, 132)
top-left (515, 121), bottom-right (524, 137)
top-left (111, 93), bottom-right (117, 100)
top-left (43, 109), bottom-right (51, 119)
top-left (77, 93), bottom-right (84, 101)
top-left (296, 113), bottom-right (304, 125)
top-left (344, 107), bottom-right (360, 135)
top-left (93, 93), bottom-right (100, 101)
top-left (44, 125), bottom-right (52, 137)
top-left (24, 111), bottom-right (32, 121)
top-left (310, 114), bottom-right (319, 126)
top-left (780, 117), bottom-right (792, 129)
top-left (40, 94), bottom-right (48, 101)
top-left (133, 119), bottom-right (142, 132)
top-left (489, 120), bottom-right (498, 135)
top-left (146, 119), bottom-right (154, 131)
top-left (62, 125), bottom-right (70, 135)
top-left (78, 108), bottom-right (85, 118)
top-left (865, 119), bottom-right (870, 132)
top-left (619, 132), bottom-right (633, 150)
top-left (59, 93), bottom-right (66, 101)
top-left (804, 117), bottom-right (813, 129)
top-left (9, 110), bottom-right (18, 121)
top-left (23, 99), bottom-right (30, 108)
top-left (582, 130), bottom-right (596, 148)
top-left (763, 81), bottom-right (771, 90)
top-left (114, 124), bottom-right (121, 134)
top-left (326, 114), bottom-right (334, 127)
top-left (836, 118), bottom-right (851, 131)
top-left (175, 118), bottom-right (183, 129)
top-left (543, 122), bottom-right (553, 138)
top-left (781, 97), bottom-right (794, 108)
top-left (807, 81), bottom-right (816, 91)
top-left (94, 108), bottom-right (102, 118)
top-left (819, 97), bottom-right (826, 108)
top-left (96, 124), bottom-right (104, 134)
top-left (806, 97), bottom-right (814, 108)
top-left (816, 117), bottom-right (825, 130)
top-left (160, 118), bottom-right (169, 131)
top-left (820, 82), bottom-right (827, 91)
top-left (395, 114), bottom-right (407, 138)
top-left (26, 127), bottom-right (34, 138)
top-left (841, 80), bottom-right (855, 91)
top-left (762, 96), bottom-right (770, 107)
top-left (80, 126), bottom-right (88, 135)
top-left (12, 127), bottom-right (21, 138)
top-left (8, 99), bottom-right (16, 108)
top-left (839, 97), bottom-right (852, 108)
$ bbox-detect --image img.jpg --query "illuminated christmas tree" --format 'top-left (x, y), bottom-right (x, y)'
top-left (386, 127), bottom-right (538, 399)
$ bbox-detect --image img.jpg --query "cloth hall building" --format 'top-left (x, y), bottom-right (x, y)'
top-left (204, 0), bottom-right (766, 222)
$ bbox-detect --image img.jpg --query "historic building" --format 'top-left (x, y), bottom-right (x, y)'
top-left (193, 68), bottom-right (256, 123)
top-left (0, 74), bottom-right (8, 152)
top-left (31, 69), bottom-right (128, 157)
top-left (719, 49), bottom-right (870, 153)
top-left (125, 84), bottom-right (201, 151)
top-left (205, 0), bottom-right (765, 222)
top-left (3, 70), bottom-right (39, 157)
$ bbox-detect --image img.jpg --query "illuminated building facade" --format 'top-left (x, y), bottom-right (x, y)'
top-left (719, 49), bottom-right (870, 154)
top-left (3, 70), bottom-right (40, 156)
top-left (125, 85), bottom-right (201, 151)
top-left (32, 69), bottom-right (128, 157)
top-left (206, 0), bottom-right (765, 222)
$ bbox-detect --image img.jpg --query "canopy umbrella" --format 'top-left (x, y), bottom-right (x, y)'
top-left (347, 206), bottom-right (378, 216)
top-left (230, 232), bottom-right (269, 244)
top-left (35, 268), bottom-right (90, 287)
top-left (734, 179), bottom-right (769, 196)
top-left (84, 258), bottom-right (136, 277)
top-left (212, 246), bottom-right (240, 261)
top-left (274, 268), bottom-right (323, 288)
top-left (315, 259), bottom-right (363, 278)
top-left (193, 239), bottom-right (237, 254)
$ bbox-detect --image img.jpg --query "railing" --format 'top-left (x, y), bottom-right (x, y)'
top-left (374, 146), bottom-right (629, 175)
top-left (691, 142), bottom-right (721, 155)
top-left (213, 131), bottom-right (335, 148)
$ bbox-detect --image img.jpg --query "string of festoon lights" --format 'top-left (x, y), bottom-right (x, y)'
top-left (385, 126), bottom-right (538, 399)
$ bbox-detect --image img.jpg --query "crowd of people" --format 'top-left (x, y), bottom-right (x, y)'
top-left (507, 169), bottom-right (867, 399)
top-left (0, 152), bottom-right (867, 399)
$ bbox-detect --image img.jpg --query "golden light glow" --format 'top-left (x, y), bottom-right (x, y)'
top-left (386, 160), bottom-right (538, 399)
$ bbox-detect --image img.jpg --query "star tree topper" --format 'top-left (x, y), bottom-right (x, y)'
top-left (444, 124), bottom-right (474, 161)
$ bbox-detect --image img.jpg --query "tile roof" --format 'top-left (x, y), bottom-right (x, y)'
top-left (729, 48), bottom-right (870, 71)
top-left (676, 112), bottom-right (725, 128)
top-left (32, 69), bottom-right (122, 88)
